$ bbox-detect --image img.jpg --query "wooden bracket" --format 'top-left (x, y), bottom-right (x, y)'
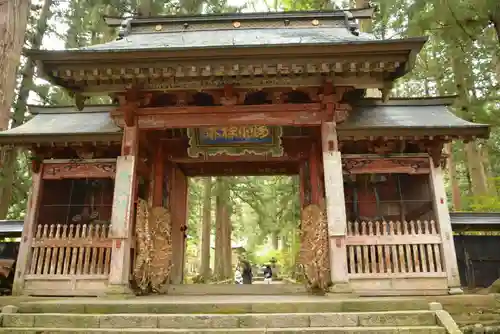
top-left (320, 83), bottom-right (354, 124)
top-left (123, 103), bottom-right (136, 127)
top-left (116, 88), bottom-right (152, 108)
top-left (74, 93), bottom-right (88, 111)
top-left (417, 139), bottom-right (446, 168)
top-left (220, 84), bottom-right (238, 106)
top-left (428, 141), bottom-right (445, 168)
top-left (30, 156), bottom-right (42, 173)
top-left (380, 81), bottom-right (393, 102)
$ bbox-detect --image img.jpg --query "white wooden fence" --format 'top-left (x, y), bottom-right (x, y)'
top-left (346, 220), bottom-right (445, 278)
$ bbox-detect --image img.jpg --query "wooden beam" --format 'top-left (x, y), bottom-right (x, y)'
top-left (111, 103), bottom-right (325, 129)
top-left (180, 161), bottom-right (300, 176)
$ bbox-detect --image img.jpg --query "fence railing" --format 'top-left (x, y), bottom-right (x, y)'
top-left (346, 220), bottom-right (445, 278)
top-left (28, 223), bottom-right (112, 277)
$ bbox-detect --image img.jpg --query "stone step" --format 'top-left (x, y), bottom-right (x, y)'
top-left (2, 311), bottom-right (437, 329)
top-left (18, 297), bottom-right (430, 314)
top-left (168, 285), bottom-right (304, 295)
top-left (0, 326), bottom-right (447, 333)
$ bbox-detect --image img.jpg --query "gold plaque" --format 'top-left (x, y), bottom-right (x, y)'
top-left (312, 19), bottom-right (319, 26)
top-left (233, 21), bottom-right (241, 28)
top-left (155, 24), bottom-right (162, 31)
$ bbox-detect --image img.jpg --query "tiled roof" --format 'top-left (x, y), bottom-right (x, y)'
top-left (0, 105), bottom-right (121, 144)
top-left (0, 98), bottom-right (489, 144)
top-left (337, 98), bottom-right (489, 138)
top-left (78, 28), bottom-right (377, 52)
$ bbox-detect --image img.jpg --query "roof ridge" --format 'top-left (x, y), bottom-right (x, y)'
top-left (104, 8), bottom-right (375, 27)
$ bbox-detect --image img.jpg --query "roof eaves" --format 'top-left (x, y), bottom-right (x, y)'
top-left (27, 37), bottom-right (428, 62)
top-left (356, 96), bottom-right (458, 107)
top-left (337, 126), bottom-right (490, 139)
top-left (0, 133), bottom-right (123, 145)
top-left (28, 104), bottom-right (117, 115)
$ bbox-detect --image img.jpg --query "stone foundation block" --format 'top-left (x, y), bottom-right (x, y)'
top-left (2, 314), bottom-right (34, 328)
top-left (158, 314), bottom-right (239, 328)
top-left (239, 314), bottom-right (309, 328)
top-left (99, 314), bottom-right (158, 328)
top-left (358, 311), bottom-right (436, 326)
top-left (33, 314), bottom-right (99, 328)
top-left (309, 313), bottom-right (358, 327)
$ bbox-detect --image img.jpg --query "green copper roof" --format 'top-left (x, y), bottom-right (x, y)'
top-left (67, 9), bottom-right (418, 53)
top-left (0, 99), bottom-right (489, 145)
top-left (337, 98), bottom-right (489, 138)
top-left (0, 105), bottom-right (120, 144)
top-left (77, 28), bottom-right (378, 52)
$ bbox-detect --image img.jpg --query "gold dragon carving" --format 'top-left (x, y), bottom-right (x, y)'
top-left (299, 202), bottom-right (331, 294)
top-left (134, 199), bottom-right (172, 294)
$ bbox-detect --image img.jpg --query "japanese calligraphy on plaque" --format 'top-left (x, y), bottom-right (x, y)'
top-left (187, 125), bottom-right (283, 157)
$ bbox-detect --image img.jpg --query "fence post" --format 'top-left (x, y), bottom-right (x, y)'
top-left (429, 159), bottom-right (462, 294)
top-left (13, 165), bottom-right (43, 295)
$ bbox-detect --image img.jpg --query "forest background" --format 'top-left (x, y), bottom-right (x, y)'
top-left (0, 0), bottom-right (498, 280)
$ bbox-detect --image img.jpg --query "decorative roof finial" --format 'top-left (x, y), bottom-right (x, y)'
top-left (117, 17), bottom-right (133, 40)
top-left (343, 11), bottom-right (359, 36)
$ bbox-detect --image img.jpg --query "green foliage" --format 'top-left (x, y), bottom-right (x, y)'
top-left (6, 153), bottom-right (31, 220)
top-left (468, 178), bottom-right (500, 212)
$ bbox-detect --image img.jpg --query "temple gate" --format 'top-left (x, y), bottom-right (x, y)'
top-left (0, 9), bottom-right (489, 296)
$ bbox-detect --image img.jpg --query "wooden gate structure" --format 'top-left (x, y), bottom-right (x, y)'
top-left (0, 8), bottom-right (489, 296)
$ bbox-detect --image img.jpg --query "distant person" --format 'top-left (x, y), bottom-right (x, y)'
top-left (263, 265), bottom-right (273, 284)
top-left (234, 267), bottom-right (243, 284)
top-left (240, 260), bottom-right (253, 284)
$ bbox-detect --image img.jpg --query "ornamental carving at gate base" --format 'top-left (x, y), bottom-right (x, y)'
top-left (299, 202), bottom-right (331, 294)
top-left (134, 199), bottom-right (172, 294)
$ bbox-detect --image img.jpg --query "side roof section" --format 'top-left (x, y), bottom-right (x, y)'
top-left (0, 105), bottom-right (121, 145)
top-left (0, 98), bottom-right (489, 145)
top-left (337, 97), bottom-right (489, 139)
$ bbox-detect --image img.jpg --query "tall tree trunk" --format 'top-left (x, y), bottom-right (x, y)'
top-left (199, 177), bottom-right (212, 279)
top-left (219, 178), bottom-right (232, 279)
top-left (272, 231), bottom-right (279, 250)
top-left (0, 0), bottom-right (30, 130)
top-left (465, 142), bottom-right (489, 197)
top-left (356, 0), bottom-right (381, 99)
top-left (214, 178), bottom-right (224, 280)
top-left (451, 50), bottom-right (489, 197)
top-left (0, 0), bottom-right (46, 219)
top-left (281, 232), bottom-right (289, 252)
top-left (491, 3), bottom-right (500, 45)
top-left (445, 144), bottom-right (462, 210)
top-left (138, 0), bottom-right (151, 16)
top-left (480, 145), bottom-right (497, 196)
top-left (214, 177), bottom-right (232, 280)
top-left (222, 203), bottom-right (232, 279)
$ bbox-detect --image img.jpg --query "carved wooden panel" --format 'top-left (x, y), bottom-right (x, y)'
top-left (187, 125), bottom-right (283, 158)
top-left (42, 160), bottom-right (116, 180)
top-left (342, 156), bottom-right (430, 175)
